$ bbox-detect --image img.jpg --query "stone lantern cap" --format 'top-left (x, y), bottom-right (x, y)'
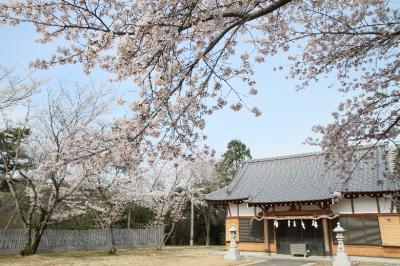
top-left (333, 222), bottom-right (346, 233)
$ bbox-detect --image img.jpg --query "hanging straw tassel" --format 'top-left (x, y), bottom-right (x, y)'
top-left (312, 219), bottom-right (318, 228)
top-left (274, 220), bottom-right (279, 228)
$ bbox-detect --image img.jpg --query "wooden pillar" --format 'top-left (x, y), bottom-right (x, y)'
top-left (272, 222), bottom-right (277, 253)
top-left (263, 219), bottom-right (269, 253)
top-left (350, 198), bottom-right (355, 214)
top-left (322, 218), bottom-right (332, 256)
top-left (376, 197), bottom-right (381, 213)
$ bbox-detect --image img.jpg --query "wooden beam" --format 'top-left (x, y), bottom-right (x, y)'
top-left (227, 204), bottom-right (232, 217)
top-left (322, 218), bottom-right (332, 257)
top-left (237, 203), bottom-right (240, 217)
top-left (350, 198), bottom-right (355, 214)
top-left (264, 209), bottom-right (333, 217)
top-left (390, 200), bottom-right (394, 213)
top-left (376, 197), bottom-right (381, 213)
top-left (272, 221), bottom-right (277, 253)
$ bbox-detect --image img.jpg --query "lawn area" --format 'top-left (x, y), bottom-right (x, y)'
top-left (0, 246), bottom-right (253, 266)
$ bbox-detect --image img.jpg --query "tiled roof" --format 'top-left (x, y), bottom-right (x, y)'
top-left (205, 149), bottom-right (399, 204)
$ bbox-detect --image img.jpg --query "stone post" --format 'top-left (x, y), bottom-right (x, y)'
top-left (224, 224), bottom-right (240, 260)
top-left (333, 222), bottom-right (351, 266)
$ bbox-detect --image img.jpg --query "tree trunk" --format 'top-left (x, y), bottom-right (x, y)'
top-left (20, 227), bottom-right (46, 256)
top-left (190, 198), bottom-right (194, 246)
top-left (205, 216), bottom-right (211, 246)
top-left (5, 209), bottom-right (16, 229)
top-left (20, 207), bottom-right (55, 256)
top-left (108, 226), bottom-right (117, 255)
top-left (20, 227), bottom-right (33, 256)
top-left (205, 224), bottom-right (210, 246)
top-left (158, 223), bottom-right (175, 250)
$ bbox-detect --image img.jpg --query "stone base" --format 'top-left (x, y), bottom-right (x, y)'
top-left (224, 251), bottom-right (240, 260)
top-left (333, 253), bottom-right (351, 266)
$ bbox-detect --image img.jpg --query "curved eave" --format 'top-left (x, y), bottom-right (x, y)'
top-left (342, 190), bottom-right (398, 198)
top-left (206, 198), bottom-right (248, 205)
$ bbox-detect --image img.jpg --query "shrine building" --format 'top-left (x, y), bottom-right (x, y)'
top-left (205, 147), bottom-right (400, 258)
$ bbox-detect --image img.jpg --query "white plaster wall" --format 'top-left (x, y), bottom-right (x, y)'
top-left (238, 203), bottom-right (255, 216)
top-left (228, 197), bottom-right (387, 217)
top-left (379, 197), bottom-right (393, 213)
top-left (330, 199), bottom-right (352, 214)
top-left (353, 197), bottom-right (378, 213)
top-left (228, 203), bottom-right (237, 216)
top-left (227, 203), bottom-right (262, 217)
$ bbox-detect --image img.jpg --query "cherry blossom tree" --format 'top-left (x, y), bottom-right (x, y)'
top-left (1, 1), bottom-right (399, 181)
top-left (146, 157), bottom-right (208, 249)
top-left (0, 65), bottom-right (39, 112)
top-left (2, 85), bottom-right (118, 255)
top-left (76, 167), bottom-right (143, 254)
top-left (189, 158), bottom-right (221, 246)
top-left (0, 65), bottom-right (40, 229)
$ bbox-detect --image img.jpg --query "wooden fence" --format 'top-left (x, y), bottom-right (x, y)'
top-left (0, 226), bottom-right (164, 254)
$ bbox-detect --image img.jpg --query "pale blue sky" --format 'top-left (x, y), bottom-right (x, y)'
top-left (0, 24), bottom-right (347, 159)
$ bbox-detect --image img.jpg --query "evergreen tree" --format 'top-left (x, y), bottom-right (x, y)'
top-left (0, 128), bottom-right (30, 191)
top-left (0, 128), bottom-right (31, 229)
top-left (196, 140), bottom-right (252, 246)
top-left (216, 140), bottom-right (252, 185)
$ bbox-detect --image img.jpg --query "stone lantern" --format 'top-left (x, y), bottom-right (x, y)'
top-left (224, 224), bottom-right (240, 260)
top-left (333, 222), bottom-right (350, 266)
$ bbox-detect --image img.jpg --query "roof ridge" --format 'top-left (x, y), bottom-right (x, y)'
top-left (243, 142), bottom-right (392, 165)
top-left (243, 151), bottom-right (324, 164)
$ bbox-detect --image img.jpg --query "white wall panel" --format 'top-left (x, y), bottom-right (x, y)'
top-left (379, 197), bottom-right (393, 213)
top-left (353, 197), bottom-right (378, 213)
top-left (228, 203), bottom-right (237, 216)
top-left (331, 199), bottom-right (352, 214)
top-left (238, 203), bottom-right (255, 217)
